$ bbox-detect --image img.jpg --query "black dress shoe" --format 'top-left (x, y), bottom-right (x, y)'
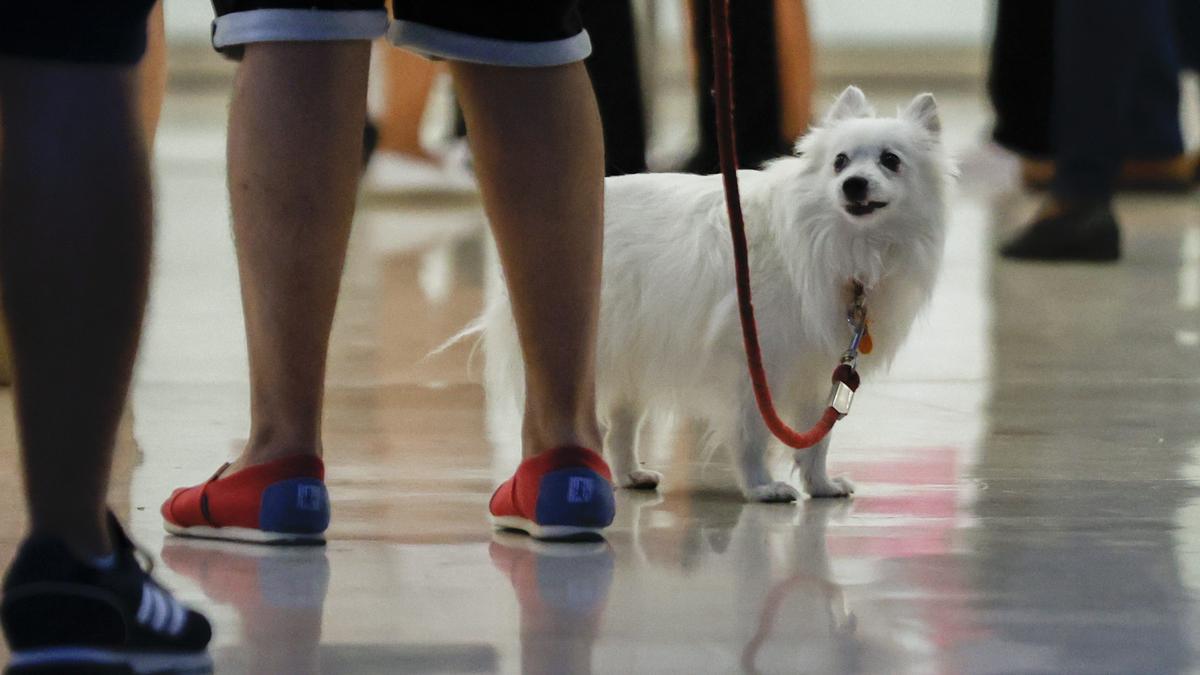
top-left (1000, 202), bottom-right (1121, 262)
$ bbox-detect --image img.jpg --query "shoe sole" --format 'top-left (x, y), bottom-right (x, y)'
top-left (7, 647), bottom-right (211, 674)
top-left (490, 515), bottom-right (606, 542)
top-left (163, 522), bottom-right (324, 546)
top-left (1001, 251), bottom-right (1120, 263)
top-left (491, 530), bottom-right (611, 555)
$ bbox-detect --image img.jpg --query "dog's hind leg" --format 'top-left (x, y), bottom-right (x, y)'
top-left (733, 398), bottom-right (800, 503)
top-left (604, 404), bottom-right (662, 490)
top-left (794, 405), bottom-right (855, 498)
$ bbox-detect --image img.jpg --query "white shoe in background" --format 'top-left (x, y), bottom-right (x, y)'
top-left (363, 141), bottom-right (477, 196)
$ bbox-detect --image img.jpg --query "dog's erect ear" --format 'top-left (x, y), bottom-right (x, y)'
top-left (824, 86), bottom-right (873, 124)
top-left (902, 93), bottom-right (940, 134)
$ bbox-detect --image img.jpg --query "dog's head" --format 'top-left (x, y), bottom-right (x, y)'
top-left (799, 86), bottom-right (945, 228)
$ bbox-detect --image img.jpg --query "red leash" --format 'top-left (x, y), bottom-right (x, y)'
top-left (709, 0), bottom-right (864, 450)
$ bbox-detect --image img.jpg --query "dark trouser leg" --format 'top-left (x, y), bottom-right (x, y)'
top-left (581, 0), bottom-right (647, 176)
top-left (1120, 5), bottom-right (1185, 162)
top-left (689, 0), bottom-right (785, 173)
top-left (1173, 0), bottom-right (1200, 71)
top-left (998, 1), bottom-right (1178, 261)
top-left (988, 0), bottom-right (1056, 157)
top-left (1052, 0), bottom-right (1180, 200)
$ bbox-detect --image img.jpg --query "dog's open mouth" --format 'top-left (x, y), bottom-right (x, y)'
top-left (845, 201), bottom-right (888, 216)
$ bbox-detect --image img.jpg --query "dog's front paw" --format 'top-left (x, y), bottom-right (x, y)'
top-left (618, 469), bottom-right (663, 490)
top-left (806, 476), bottom-right (855, 499)
top-left (744, 481), bottom-right (801, 503)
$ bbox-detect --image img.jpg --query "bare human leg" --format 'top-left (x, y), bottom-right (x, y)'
top-left (774, 0), bottom-right (814, 139)
top-left (227, 42), bottom-right (370, 471)
top-left (0, 60), bottom-right (150, 559)
top-left (376, 44), bottom-right (441, 160)
top-left (0, 33), bottom-right (211, 666)
top-left (449, 61), bottom-right (605, 458)
top-left (138, 0), bottom-right (167, 147)
top-left (0, 0), bottom-right (165, 389)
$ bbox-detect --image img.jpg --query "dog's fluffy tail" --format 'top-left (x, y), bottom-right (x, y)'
top-left (480, 293), bottom-right (526, 460)
top-left (431, 295), bottom-right (525, 461)
top-left (442, 238), bottom-right (525, 460)
top-left (429, 316), bottom-right (487, 359)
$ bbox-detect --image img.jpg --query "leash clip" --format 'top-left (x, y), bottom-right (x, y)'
top-left (842, 282), bottom-right (868, 364)
top-left (828, 360), bottom-right (859, 418)
top-left (828, 380), bottom-right (855, 418)
top-left (829, 283), bottom-right (868, 419)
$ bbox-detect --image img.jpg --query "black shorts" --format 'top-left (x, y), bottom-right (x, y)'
top-left (0, 1), bottom-right (158, 65)
top-left (212, 0), bottom-right (590, 66)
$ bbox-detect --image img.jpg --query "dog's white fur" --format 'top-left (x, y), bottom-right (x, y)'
top-left (473, 87), bottom-right (950, 502)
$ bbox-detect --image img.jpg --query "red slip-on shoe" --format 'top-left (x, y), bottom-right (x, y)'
top-left (489, 446), bottom-right (616, 541)
top-left (161, 455), bottom-right (330, 545)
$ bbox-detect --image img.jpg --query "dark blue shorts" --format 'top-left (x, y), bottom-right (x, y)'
top-left (0, 1), bottom-right (158, 65)
top-left (212, 0), bottom-right (590, 66)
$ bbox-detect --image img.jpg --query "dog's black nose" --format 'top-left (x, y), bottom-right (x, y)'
top-left (842, 176), bottom-right (869, 202)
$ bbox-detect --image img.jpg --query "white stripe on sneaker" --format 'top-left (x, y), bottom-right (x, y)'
top-left (137, 584), bottom-right (186, 637)
top-left (136, 585), bottom-right (154, 625)
top-left (150, 587), bottom-right (169, 633)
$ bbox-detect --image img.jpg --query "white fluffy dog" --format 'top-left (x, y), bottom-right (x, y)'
top-left (476, 86), bottom-right (949, 502)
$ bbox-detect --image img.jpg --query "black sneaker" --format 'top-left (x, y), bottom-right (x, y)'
top-left (2, 514), bottom-right (212, 674)
top-left (1000, 202), bottom-right (1122, 262)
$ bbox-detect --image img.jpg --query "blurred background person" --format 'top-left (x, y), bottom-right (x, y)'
top-left (683, 0), bottom-right (814, 173)
top-left (997, 0), bottom-right (1191, 261)
top-left (363, 0), bottom-right (650, 182)
top-left (581, 0), bottom-right (650, 176)
top-left (989, 1), bottom-right (1197, 195)
top-left (0, 2), bottom-right (167, 387)
top-left (360, 0), bottom-right (815, 180)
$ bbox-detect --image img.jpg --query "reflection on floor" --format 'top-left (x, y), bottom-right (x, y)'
top-left (1, 80), bottom-right (1199, 674)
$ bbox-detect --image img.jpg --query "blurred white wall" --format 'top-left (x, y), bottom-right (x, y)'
top-left (808, 0), bottom-right (989, 46)
top-left (164, 1), bottom-right (213, 42)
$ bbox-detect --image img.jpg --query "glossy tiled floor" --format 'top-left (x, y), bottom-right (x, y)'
top-left (3, 75), bottom-right (1200, 673)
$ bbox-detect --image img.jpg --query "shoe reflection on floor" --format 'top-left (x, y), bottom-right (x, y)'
top-left (162, 540), bottom-right (330, 674)
top-left (489, 533), bottom-right (615, 675)
top-left (162, 539), bottom-right (499, 674)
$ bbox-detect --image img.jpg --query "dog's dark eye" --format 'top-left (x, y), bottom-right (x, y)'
top-left (833, 153), bottom-right (849, 173)
top-left (880, 151), bottom-right (901, 172)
